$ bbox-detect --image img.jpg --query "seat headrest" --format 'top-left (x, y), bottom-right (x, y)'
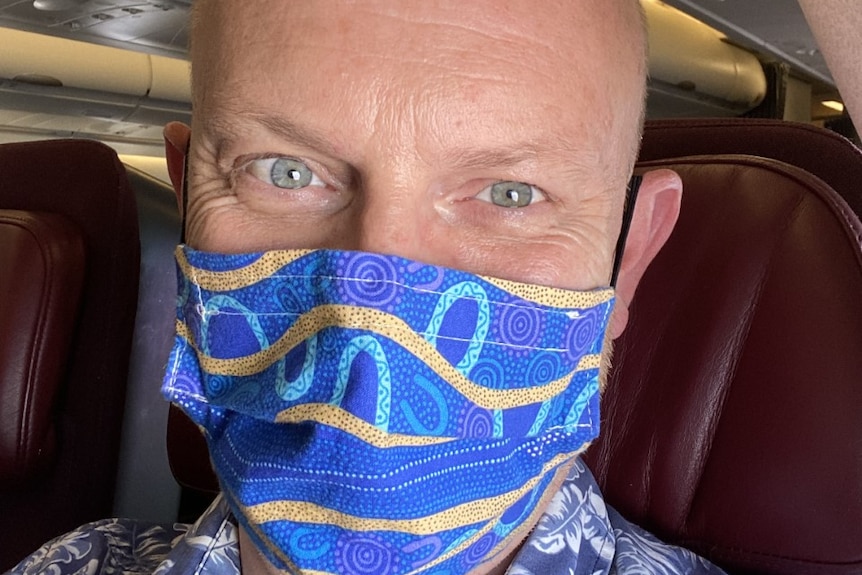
top-left (0, 210), bottom-right (85, 484)
top-left (640, 118), bottom-right (862, 219)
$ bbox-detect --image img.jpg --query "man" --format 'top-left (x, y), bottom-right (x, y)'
top-left (8, 1), bottom-right (740, 573)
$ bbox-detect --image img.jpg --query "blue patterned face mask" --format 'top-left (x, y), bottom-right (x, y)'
top-left (163, 246), bottom-right (615, 574)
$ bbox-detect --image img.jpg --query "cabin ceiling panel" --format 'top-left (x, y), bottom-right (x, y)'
top-left (0, 0), bottom-right (190, 57)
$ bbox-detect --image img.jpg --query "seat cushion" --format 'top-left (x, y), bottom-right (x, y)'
top-left (0, 210), bottom-right (85, 484)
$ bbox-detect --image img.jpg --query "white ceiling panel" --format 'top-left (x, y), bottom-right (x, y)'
top-left (0, 0), bottom-right (190, 57)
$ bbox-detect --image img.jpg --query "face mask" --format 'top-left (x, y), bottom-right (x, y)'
top-left (163, 246), bottom-right (614, 574)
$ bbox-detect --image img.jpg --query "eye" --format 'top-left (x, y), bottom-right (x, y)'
top-left (246, 157), bottom-right (325, 189)
top-left (476, 181), bottom-right (547, 208)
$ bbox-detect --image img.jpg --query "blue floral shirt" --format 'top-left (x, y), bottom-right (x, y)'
top-left (7, 459), bottom-right (726, 575)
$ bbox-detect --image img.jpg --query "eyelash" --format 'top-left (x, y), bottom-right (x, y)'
top-left (242, 155), bottom-right (547, 208)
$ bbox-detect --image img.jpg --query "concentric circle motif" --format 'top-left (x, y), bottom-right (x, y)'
top-left (222, 380), bottom-right (262, 411)
top-left (341, 254), bottom-right (400, 307)
top-left (526, 352), bottom-right (562, 386)
top-left (565, 307), bottom-right (598, 361)
top-left (166, 371), bottom-right (203, 396)
top-left (459, 404), bottom-right (495, 438)
top-left (274, 281), bottom-right (303, 314)
top-left (468, 357), bottom-right (506, 390)
top-left (498, 304), bottom-right (542, 349)
top-left (335, 533), bottom-right (399, 575)
top-left (203, 373), bottom-right (231, 399)
top-left (461, 532), bottom-right (500, 568)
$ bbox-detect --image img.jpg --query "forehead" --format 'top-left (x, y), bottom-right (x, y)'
top-left (191, 0), bottom-right (644, 177)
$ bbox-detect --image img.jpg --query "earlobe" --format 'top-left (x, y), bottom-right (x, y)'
top-left (163, 121), bottom-right (192, 213)
top-left (609, 168), bottom-right (683, 338)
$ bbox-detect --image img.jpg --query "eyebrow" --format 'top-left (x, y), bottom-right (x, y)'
top-left (440, 145), bottom-right (544, 171)
top-left (232, 111), bottom-right (338, 156)
top-left (212, 109), bottom-right (588, 173)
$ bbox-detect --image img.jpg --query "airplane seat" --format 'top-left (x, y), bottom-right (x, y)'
top-left (637, 118), bottom-right (862, 219)
top-left (584, 120), bottom-right (862, 574)
top-left (0, 140), bottom-right (140, 571)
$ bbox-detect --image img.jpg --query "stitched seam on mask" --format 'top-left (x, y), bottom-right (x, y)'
top-left (219, 427), bottom-right (588, 484)
top-left (168, 388), bottom-right (209, 402)
top-left (232, 273), bottom-right (604, 315)
top-left (219, 443), bottom-right (584, 493)
top-left (165, 377), bottom-right (600, 419)
top-left (164, 335), bottom-right (193, 400)
top-left (195, 312), bottom-right (571, 353)
top-left (162, 280), bottom-right (200, 399)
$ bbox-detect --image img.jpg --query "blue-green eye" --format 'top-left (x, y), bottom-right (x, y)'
top-left (271, 157), bottom-right (312, 189)
top-left (247, 157), bottom-right (325, 189)
top-left (477, 181), bottom-right (546, 208)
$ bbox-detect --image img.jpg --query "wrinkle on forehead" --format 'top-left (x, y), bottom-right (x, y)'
top-left (191, 0), bottom-right (645, 99)
top-left (190, 0), bottom-right (647, 194)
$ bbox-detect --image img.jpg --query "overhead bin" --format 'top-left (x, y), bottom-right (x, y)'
top-left (643, 0), bottom-right (767, 116)
top-left (0, 2), bottom-right (767, 131)
top-left (149, 54), bottom-right (190, 103)
top-left (0, 27), bottom-right (190, 144)
top-left (0, 27), bottom-right (190, 102)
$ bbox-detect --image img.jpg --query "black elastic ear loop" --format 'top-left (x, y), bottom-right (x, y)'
top-left (609, 174), bottom-right (642, 288)
top-left (180, 143), bottom-right (190, 244)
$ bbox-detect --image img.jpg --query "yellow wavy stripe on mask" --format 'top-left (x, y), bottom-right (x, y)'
top-left (482, 277), bottom-right (614, 309)
top-left (176, 306), bottom-right (601, 409)
top-left (230, 496), bottom-right (306, 574)
top-left (176, 247), bottom-right (314, 291)
top-left (178, 247), bottom-right (614, 311)
top-left (239, 495), bottom-right (496, 575)
top-left (405, 458), bottom-right (581, 575)
top-left (275, 404), bottom-right (454, 447)
top-left (235, 454), bottom-right (584, 575)
top-left (402, 515), bottom-right (497, 575)
top-left (230, 491), bottom-right (499, 575)
top-left (242, 450), bottom-right (578, 534)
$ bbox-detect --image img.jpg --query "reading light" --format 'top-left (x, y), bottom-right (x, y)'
top-left (822, 100), bottom-right (845, 113)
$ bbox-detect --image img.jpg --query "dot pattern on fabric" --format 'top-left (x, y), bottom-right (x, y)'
top-left (162, 246), bottom-right (614, 575)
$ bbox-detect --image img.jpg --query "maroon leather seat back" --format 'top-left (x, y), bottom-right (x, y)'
top-left (585, 124), bottom-right (862, 574)
top-left (638, 118), bottom-right (862, 219)
top-left (0, 140), bottom-right (140, 570)
top-left (0, 210), bottom-right (86, 484)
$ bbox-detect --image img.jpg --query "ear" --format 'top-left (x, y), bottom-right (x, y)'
top-left (609, 168), bottom-right (682, 338)
top-left (163, 121), bottom-right (191, 214)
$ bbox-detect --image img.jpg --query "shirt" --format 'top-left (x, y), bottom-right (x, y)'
top-left (6, 459), bottom-right (727, 575)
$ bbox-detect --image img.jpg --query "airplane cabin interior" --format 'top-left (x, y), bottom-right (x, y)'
top-left (0, 1), bottom-right (860, 573)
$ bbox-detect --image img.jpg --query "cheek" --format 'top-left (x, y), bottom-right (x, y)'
top-left (186, 204), bottom-right (356, 254)
top-left (439, 199), bottom-right (618, 289)
top-left (186, 207), bottom-right (265, 253)
top-left (447, 227), bottom-right (615, 290)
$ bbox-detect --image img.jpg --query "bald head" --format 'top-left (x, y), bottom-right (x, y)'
top-left (180, 0), bottom-right (654, 290)
top-left (190, 0), bottom-right (646, 184)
